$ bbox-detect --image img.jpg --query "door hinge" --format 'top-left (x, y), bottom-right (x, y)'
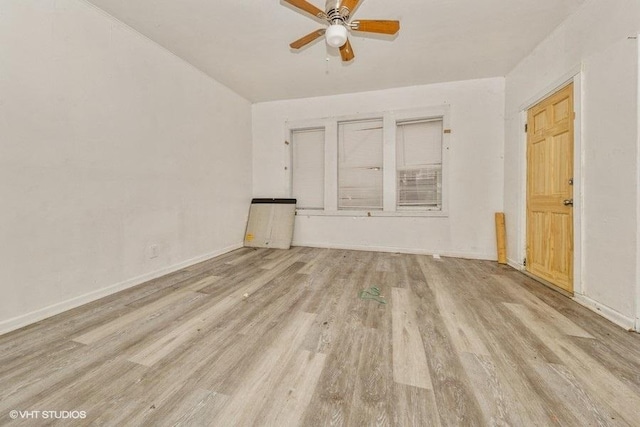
top-left (523, 258), bottom-right (527, 267)
top-left (524, 123), bottom-right (528, 133)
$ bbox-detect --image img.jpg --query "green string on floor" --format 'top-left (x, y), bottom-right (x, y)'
top-left (359, 286), bottom-right (386, 304)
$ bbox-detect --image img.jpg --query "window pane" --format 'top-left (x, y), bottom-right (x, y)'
top-left (396, 119), bottom-right (443, 209)
top-left (292, 128), bottom-right (325, 209)
top-left (338, 119), bottom-right (383, 210)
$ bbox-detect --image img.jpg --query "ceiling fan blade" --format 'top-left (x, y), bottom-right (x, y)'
top-left (351, 20), bottom-right (400, 35)
top-left (283, 0), bottom-right (326, 19)
top-left (339, 39), bottom-right (355, 62)
top-left (339, 0), bottom-right (362, 15)
top-left (290, 29), bottom-right (326, 49)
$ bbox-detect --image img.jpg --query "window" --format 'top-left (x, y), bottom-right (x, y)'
top-left (291, 128), bottom-right (325, 209)
top-left (338, 119), bottom-right (384, 210)
top-left (396, 119), bottom-right (443, 210)
top-left (286, 106), bottom-right (449, 216)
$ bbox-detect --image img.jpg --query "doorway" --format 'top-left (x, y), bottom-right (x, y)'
top-left (526, 83), bottom-right (574, 293)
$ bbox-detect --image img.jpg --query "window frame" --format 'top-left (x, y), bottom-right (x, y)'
top-left (395, 117), bottom-right (445, 212)
top-left (289, 126), bottom-right (327, 210)
top-left (285, 106), bottom-right (450, 218)
top-left (337, 117), bottom-right (385, 211)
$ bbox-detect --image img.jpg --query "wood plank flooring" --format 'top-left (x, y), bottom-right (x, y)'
top-left (1, 247), bottom-right (640, 426)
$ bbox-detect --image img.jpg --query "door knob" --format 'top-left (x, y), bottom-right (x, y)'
top-left (563, 199), bottom-right (573, 206)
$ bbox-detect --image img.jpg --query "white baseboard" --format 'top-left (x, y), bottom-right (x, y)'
top-left (480, 257), bottom-right (636, 332)
top-left (0, 243), bottom-right (243, 336)
top-left (572, 294), bottom-right (636, 331)
top-left (507, 258), bottom-right (524, 270)
top-left (293, 241), bottom-right (495, 260)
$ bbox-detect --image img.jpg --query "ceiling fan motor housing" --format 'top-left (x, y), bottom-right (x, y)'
top-left (324, 1), bottom-right (349, 47)
top-left (325, 0), bottom-right (350, 16)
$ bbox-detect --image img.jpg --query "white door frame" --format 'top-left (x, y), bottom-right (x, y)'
top-left (517, 65), bottom-right (583, 296)
top-left (636, 34), bottom-right (640, 332)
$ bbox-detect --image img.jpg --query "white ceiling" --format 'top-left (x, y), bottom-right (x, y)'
top-left (85, 0), bottom-right (586, 102)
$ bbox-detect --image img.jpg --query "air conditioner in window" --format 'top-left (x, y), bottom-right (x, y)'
top-left (397, 165), bottom-right (442, 208)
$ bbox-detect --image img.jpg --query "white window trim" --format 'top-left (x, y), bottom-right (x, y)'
top-left (338, 117), bottom-right (385, 211)
top-left (285, 126), bottom-right (326, 211)
top-left (394, 117), bottom-right (445, 212)
top-left (285, 105), bottom-right (451, 218)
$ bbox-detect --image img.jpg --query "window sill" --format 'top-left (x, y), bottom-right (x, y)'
top-left (295, 209), bottom-right (449, 218)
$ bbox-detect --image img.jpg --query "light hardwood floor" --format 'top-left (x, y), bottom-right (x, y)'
top-left (2, 247), bottom-right (640, 426)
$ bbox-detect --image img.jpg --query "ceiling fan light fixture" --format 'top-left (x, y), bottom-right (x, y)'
top-left (285, 0), bottom-right (400, 62)
top-left (325, 24), bottom-right (348, 48)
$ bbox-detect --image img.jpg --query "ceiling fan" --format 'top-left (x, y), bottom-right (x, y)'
top-left (284, 0), bottom-right (400, 62)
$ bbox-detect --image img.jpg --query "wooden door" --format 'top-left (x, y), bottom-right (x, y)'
top-left (526, 83), bottom-right (574, 293)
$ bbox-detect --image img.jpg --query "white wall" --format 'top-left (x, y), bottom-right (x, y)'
top-left (504, 0), bottom-right (640, 328)
top-left (0, 0), bottom-right (252, 333)
top-left (252, 78), bottom-right (505, 259)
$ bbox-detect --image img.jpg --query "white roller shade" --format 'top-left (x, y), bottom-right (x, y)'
top-left (338, 119), bottom-right (384, 210)
top-left (292, 128), bottom-right (325, 209)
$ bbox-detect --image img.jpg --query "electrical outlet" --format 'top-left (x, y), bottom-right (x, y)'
top-left (150, 244), bottom-right (159, 259)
